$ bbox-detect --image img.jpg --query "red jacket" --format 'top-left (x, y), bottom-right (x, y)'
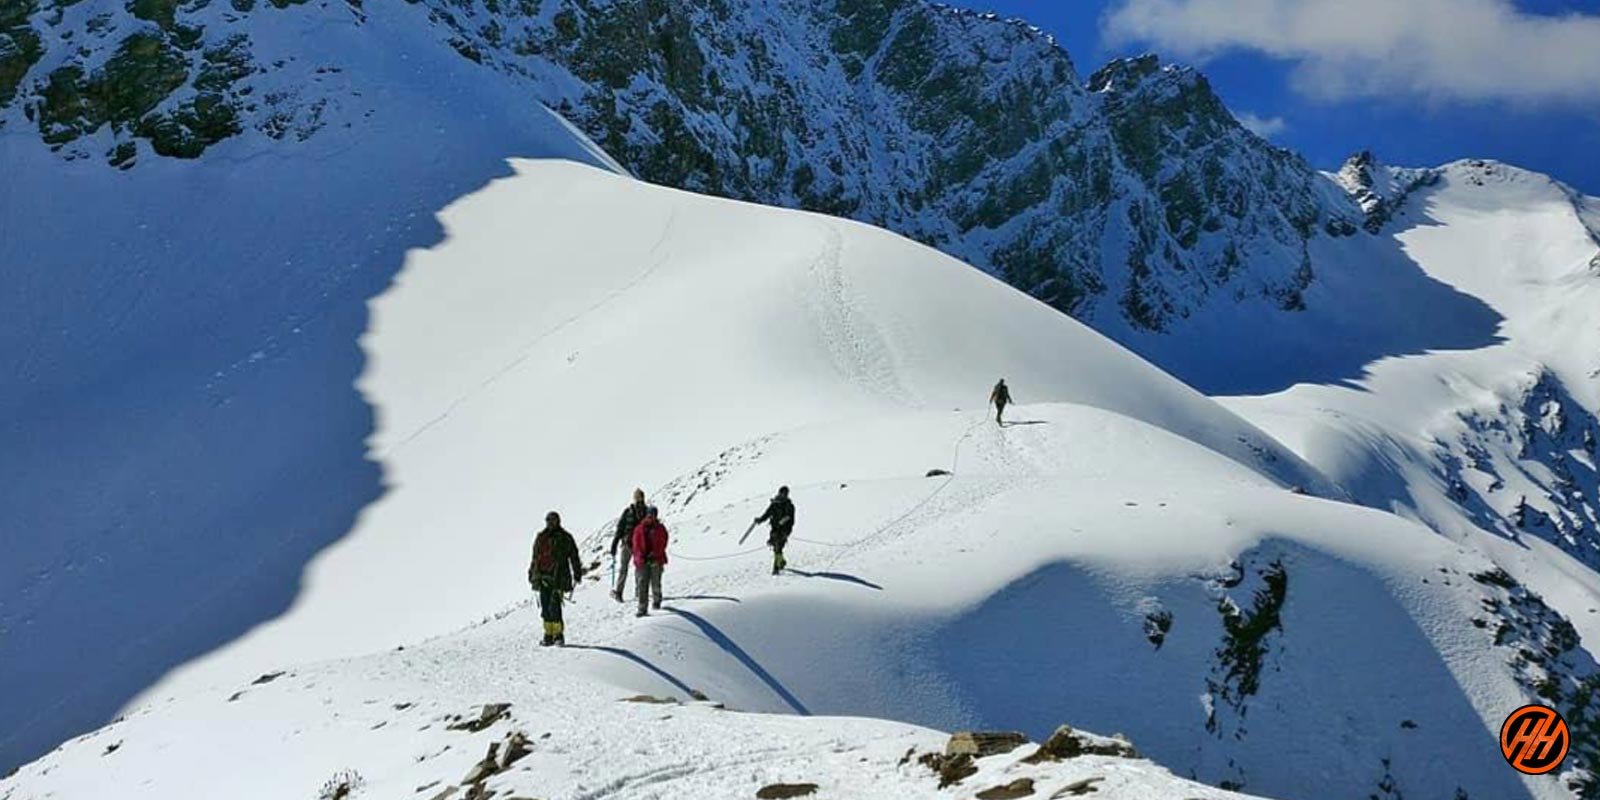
top-left (631, 519), bottom-right (669, 568)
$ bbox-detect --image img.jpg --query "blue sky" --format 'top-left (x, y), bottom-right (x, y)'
top-left (971, 0), bottom-right (1600, 194)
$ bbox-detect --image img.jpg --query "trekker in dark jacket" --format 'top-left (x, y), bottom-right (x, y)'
top-left (610, 489), bottom-right (649, 602)
top-left (989, 379), bottom-right (1012, 425)
top-left (528, 511), bottom-right (584, 646)
top-left (755, 486), bottom-right (795, 575)
top-left (630, 506), bottom-right (669, 617)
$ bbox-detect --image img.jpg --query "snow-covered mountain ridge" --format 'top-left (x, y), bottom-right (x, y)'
top-left (4, 0), bottom-right (1600, 798)
top-left (1, 0), bottom-right (1363, 337)
top-left (8, 156), bottom-right (1596, 799)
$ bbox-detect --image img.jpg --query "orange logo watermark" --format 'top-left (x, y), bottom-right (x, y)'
top-left (1500, 704), bottom-right (1570, 775)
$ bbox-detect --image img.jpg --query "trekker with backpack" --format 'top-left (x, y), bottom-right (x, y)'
top-left (610, 488), bottom-right (650, 602)
top-left (990, 378), bottom-right (1012, 425)
top-left (528, 511), bottom-right (584, 646)
top-left (631, 506), bottom-right (669, 617)
top-left (754, 486), bottom-right (795, 575)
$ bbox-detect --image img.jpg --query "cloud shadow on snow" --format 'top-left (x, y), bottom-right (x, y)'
top-left (0, 136), bottom-right (577, 770)
top-left (1124, 196), bottom-right (1506, 396)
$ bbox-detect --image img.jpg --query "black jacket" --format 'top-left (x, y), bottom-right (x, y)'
top-left (530, 526), bottom-right (584, 592)
top-left (990, 382), bottom-right (1011, 406)
top-left (611, 502), bottom-right (649, 557)
top-left (756, 496), bottom-right (796, 538)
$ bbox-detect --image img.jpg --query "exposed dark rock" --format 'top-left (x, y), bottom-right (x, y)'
top-left (1050, 776), bottom-right (1104, 797)
top-left (918, 751), bottom-right (978, 788)
top-left (755, 783), bottom-right (818, 799)
top-left (499, 731), bottom-right (532, 770)
top-left (461, 741), bottom-right (501, 785)
top-left (251, 670), bottom-right (286, 685)
top-left (946, 730), bottom-right (1027, 758)
top-left (976, 777), bottom-right (1036, 799)
top-left (1022, 725), bottom-right (1138, 763)
top-left (926, 468), bottom-right (951, 477)
top-left (621, 694), bottom-right (679, 704)
top-left (1143, 609), bottom-right (1172, 649)
top-left (448, 703), bottom-right (512, 732)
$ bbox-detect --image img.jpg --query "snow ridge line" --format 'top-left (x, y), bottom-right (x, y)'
top-left (377, 208), bottom-right (679, 458)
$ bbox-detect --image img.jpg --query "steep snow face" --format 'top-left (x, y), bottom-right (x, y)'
top-left (0, 0), bottom-right (619, 771)
top-left (1224, 161), bottom-right (1600, 791)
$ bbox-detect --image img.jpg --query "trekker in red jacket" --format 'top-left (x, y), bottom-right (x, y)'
top-left (630, 506), bottom-right (669, 617)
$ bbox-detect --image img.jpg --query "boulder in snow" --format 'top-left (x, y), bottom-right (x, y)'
top-left (755, 783), bottom-right (819, 799)
top-left (946, 731), bottom-right (1028, 758)
top-left (976, 777), bottom-right (1036, 798)
top-left (1021, 725), bottom-right (1138, 762)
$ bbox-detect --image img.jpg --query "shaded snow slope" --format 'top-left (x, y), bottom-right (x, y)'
top-left (0, 0), bottom-right (619, 770)
top-left (1224, 160), bottom-right (1600, 614)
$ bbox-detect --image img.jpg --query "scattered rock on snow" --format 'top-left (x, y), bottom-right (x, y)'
top-left (1049, 776), bottom-right (1104, 797)
top-left (621, 694), bottom-right (679, 704)
top-left (500, 732), bottom-right (532, 770)
top-left (946, 731), bottom-right (1028, 758)
top-left (102, 741), bottom-right (121, 755)
top-left (1021, 725), bottom-right (1138, 763)
top-left (926, 469), bottom-right (951, 477)
top-left (461, 742), bottom-right (502, 785)
top-left (917, 752), bottom-right (978, 788)
top-left (448, 703), bottom-right (511, 732)
top-left (976, 777), bottom-right (1037, 799)
top-left (755, 783), bottom-right (819, 799)
top-left (251, 671), bottom-right (286, 685)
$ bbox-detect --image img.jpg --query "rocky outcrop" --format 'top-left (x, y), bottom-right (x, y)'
top-left (1021, 725), bottom-right (1138, 762)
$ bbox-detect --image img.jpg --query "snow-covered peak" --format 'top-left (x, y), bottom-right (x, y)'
top-left (1332, 150), bottom-right (1439, 233)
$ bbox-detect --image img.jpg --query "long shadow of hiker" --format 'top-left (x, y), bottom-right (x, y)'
top-left (663, 607), bottom-right (811, 715)
top-left (664, 594), bottom-right (742, 604)
top-left (565, 645), bottom-right (697, 698)
top-left (784, 569), bottom-right (883, 591)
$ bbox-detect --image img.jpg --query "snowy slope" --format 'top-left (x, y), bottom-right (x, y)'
top-left (1221, 160), bottom-right (1600, 793)
top-left (1224, 160), bottom-right (1600, 607)
top-left (4, 1), bottom-right (1599, 797)
top-left (0, 0), bottom-right (620, 771)
top-left (144, 157), bottom-right (1328, 714)
top-left (10, 158), bottom-right (1592, 799)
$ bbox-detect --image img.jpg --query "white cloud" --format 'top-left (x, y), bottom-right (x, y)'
top-left (1235, 111), bottom-right (1288, 138)
top-left (1103, 0), bottom-right (1600, 105)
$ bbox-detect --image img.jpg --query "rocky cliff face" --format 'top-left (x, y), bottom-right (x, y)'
top-left (0, 0), bottom-right (1367, 332)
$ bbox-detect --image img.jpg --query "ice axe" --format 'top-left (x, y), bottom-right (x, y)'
top-left (738, 518), bottom-right (758, 545)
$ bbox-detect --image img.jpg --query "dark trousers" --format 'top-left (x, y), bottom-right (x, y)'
top-left (539, 584), bottom-right (566, 638)
top-left (995, 401), bottom-right (1007, 423)
top-left (770, 533), bottom-right (790, 572)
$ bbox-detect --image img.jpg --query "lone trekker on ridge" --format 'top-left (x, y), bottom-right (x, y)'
top-left (529, 511), bottom-right (585, 647)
